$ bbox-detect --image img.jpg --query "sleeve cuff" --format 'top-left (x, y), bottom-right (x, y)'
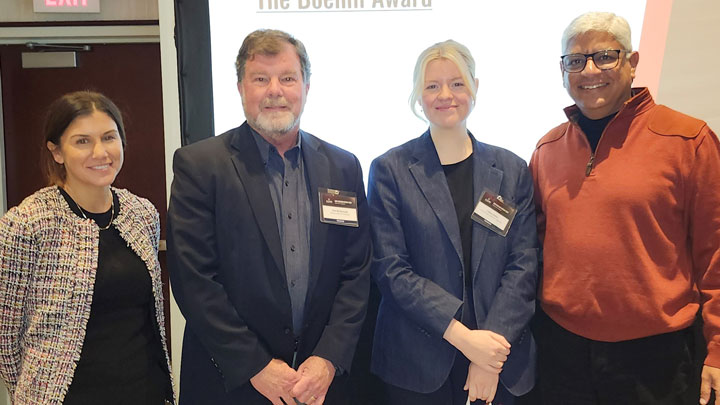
top-left (705, 342), bottom-right (720, 368)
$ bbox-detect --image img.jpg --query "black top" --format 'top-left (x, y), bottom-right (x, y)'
top-left (442, 154), bottom-right (477, 329)
top-left (59, 188), bottom-right (170, 404)
top-left (577, 112), bottom-right (617, 153)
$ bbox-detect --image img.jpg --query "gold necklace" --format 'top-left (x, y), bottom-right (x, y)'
top-left (72, 194), bottom-right (115, 231)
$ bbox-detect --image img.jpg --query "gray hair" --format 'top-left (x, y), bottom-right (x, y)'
top-left (409, 39), bottom-right (477, 121)
top-left (562, 12), bottom-right (633, 54)
top-left (235, 29), bottom-right (311, 83)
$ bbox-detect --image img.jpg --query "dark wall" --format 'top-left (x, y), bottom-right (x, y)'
top-left (174, 0), bottom-right (214, 145)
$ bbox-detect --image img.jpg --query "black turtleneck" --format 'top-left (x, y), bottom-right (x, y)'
top-left (577, 112), bottom-right (617, 153)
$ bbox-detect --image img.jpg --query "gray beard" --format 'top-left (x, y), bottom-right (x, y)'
top-left (251, 111), bottom-right (299, 139)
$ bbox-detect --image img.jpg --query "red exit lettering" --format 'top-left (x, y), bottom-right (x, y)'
top-left (45, 0), bottom-right (89, 6)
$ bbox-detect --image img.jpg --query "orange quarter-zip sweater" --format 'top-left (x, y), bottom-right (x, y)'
top-left (530, 88), bottom-right (720, 366)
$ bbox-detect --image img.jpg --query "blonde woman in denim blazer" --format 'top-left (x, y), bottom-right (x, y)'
top-left (369, 41), bottom-right (538, 405)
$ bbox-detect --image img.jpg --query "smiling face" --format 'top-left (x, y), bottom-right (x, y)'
top-left (562, 31), bottom-right (639, 119)
top-left (237, 42), bottom-right (309, 140)
top-left (47, 109), bottom-right (124, 193)
top-left (421, 58), bottom-right (476, 130)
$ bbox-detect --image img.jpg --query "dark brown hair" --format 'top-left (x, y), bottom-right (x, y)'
top-left (42, 91), bottom-right (126, 185)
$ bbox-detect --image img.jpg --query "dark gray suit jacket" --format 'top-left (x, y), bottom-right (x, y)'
top-left (167, 122), bottom-right (371, 404)
top-left (368, 131), bottom-right (538, 396)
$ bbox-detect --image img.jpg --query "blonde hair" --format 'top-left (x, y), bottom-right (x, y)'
top-left (409, 40), bottom-right (477, 121)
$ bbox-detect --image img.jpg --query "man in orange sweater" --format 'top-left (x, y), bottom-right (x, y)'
top-left (530, 11), bottom-right (720, 404)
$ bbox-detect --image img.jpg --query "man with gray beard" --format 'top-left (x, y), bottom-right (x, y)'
top-left (168, 29), bottom-right (371, 405)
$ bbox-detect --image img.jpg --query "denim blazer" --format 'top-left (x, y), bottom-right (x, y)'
top-left (368, 130), bottom-right (538, 395)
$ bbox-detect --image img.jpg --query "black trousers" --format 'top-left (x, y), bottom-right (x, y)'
top-left (534, 310), bottom-right (698, 405)
top-left (384, 351), bottom-right (514, 405)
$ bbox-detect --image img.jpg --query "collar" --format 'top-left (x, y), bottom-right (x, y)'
top-left (563, 87), bottom-right (655, 123)
top-left (412, 129), bottom-right (496, 169)
top-left (250, 126), bottom-right (303, 165)
top-left (46, 185), bottom-right (136, 228)
top-left (58, 186), bottom-right (119, 225)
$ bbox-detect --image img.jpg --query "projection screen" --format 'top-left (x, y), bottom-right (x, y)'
top-left (208, 1), bottom-right (647, 172)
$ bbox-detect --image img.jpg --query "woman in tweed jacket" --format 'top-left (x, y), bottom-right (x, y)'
top-left (0, 91), bottom-right (173, 404)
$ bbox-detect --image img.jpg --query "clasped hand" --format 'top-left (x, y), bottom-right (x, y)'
top-left (250, 359), bottom-right (299, 405)
top-left (444, 320), bottom-right (511, 374)
top-left (460, 329), bottom-right (511, 373)
top-left (465, 361), bottom-right (500, 403)
top-left (250, 356), bottom-right (335, 405)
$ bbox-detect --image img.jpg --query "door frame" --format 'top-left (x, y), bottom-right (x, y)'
top-left (0, 25), bottom-right (159, 45)
top-left (0, 24), bottom-right (159, 212)
top-left (0, 67), bottom-right (5, 215)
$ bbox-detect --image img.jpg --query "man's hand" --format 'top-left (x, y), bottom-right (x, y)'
top-left (250, 359), bottom-right (300, 405)
top-left (465, 362), bottom-right (499, 403)
top-left (291, 356), bottom-right (335, 404)
top-left (700, 365), bottom-right (720, 404)
top-left (445, 320), bottom-right (510, 374)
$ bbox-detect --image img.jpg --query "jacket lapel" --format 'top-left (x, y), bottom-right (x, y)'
top-left (114, 190), bottom-right (156, 277)
top-left (229, 123), bottom-right (285, 278)
top-left (409, 131), bottom-right (464, 268)
top-left (301, 132), bottom-right (330, 307)
top-left (470, 136), bottom-right (503, 283)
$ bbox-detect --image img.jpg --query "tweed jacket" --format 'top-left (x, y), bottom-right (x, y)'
top-left (0, 186), bottom-right (174, 405)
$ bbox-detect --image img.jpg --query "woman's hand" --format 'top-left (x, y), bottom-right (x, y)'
top-left (444, 319), bottom-right (510, 373)
top-left (465, 362), bottom-right (499, 403)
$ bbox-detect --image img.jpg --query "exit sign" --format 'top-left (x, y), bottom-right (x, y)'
top-left (33, 0), bottom-right (101, 13)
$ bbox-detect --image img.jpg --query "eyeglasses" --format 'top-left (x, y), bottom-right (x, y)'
top-left (561, 50), bottom-right (624, 73)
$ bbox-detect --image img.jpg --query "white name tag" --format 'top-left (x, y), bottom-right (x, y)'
top-left (319, 188), bottom-right (359, 227)
top-left (471, 190), bottom-right (517, 237)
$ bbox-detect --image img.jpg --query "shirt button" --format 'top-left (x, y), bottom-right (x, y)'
top-left (284, 328), bottom-right (291, 335)
top-left (288, 212), bottom-right (293, 219)
top-left (285, 180), bottom-right (289, 187)
top-left (290, 245), bottom-right (296, 252)
top-left (458, 271), bottom-right (463, 278)
top-left (291, 280), bottom-right (296, 287)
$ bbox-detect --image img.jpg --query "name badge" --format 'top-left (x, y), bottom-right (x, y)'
top-left (319, 188), bottom-right (359, 227)
top-left (471, 190), bottom-right (517, 237)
